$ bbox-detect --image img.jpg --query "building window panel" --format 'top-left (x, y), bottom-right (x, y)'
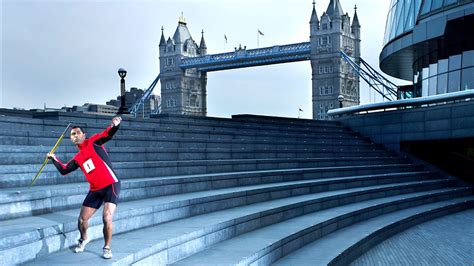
top-left (443, 0), bottom-right (458, 6)
top-left (384, 7), bottom-right (395, 43)
top-left (422, 77), bottom-right (429, 97)
top-left (429, 76), bottom-right (437, 95)
top-left (415, 0), bottom-right (423, 13)
top-left (437, 73), bottom-right (448, 94)
top-left (461, 67), bottom-right (474, 90)
top-left (422, 67), bottom-right (429, 80)
top-left (431, 0), bottom-right (443, 11)
top-left (429, 63), bottom-right (438, 76)
top-left (448, 70), bottom-right (461, 92)
top-left (449, 54), bottom-right (462, 71)
top-left (462, 50), bottom-right (474, 68)
top-left (394, 3), bottom-right (405, 36)
top-left (403, 0), bottom-right (412, 24)
top-left (420, 0), bottom-right (433, 15)
top-left (438, 59), bottom-right (449, 74)
top-left (404, 0), bottom-right (415, 31)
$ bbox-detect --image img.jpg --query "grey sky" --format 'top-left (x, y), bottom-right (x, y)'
top-left (1, 0), bottom-right (405, 119)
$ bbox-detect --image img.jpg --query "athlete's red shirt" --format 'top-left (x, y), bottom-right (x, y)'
top-left (51, 125), bottom-right (120, 191)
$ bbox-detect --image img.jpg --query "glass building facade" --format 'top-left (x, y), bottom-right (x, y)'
top-left (380, 0), bottom-right (474, 98)
top-left (384, 0), bottom-right (423, 45)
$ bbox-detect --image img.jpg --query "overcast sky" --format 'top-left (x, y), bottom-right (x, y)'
top-left (1, 0), bottom-right (406, 119)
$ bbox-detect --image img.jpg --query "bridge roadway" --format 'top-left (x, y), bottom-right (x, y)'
top-left (180, 42), bottom-right (311, 72)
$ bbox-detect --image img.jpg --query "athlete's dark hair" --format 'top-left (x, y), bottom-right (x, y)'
top-left (71, 125), bottom-right (86, 134)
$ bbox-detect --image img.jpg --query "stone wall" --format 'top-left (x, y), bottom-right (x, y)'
top-left (336, 100), bottom-right (474, 152)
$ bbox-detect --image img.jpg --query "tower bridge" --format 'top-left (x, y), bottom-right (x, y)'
top-left (156, 0), bottom-right (360, 119)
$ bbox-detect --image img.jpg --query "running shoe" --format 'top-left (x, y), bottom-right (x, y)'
top-left (74, 238), bottom-right (90, 253)
top-left (103, 247), bottom-right (113, 259)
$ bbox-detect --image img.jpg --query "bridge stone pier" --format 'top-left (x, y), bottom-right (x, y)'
top-left (158, 0), bottom-right (361, 120)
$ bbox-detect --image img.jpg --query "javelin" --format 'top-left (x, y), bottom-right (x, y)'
top-left (30, 123), bottom-right (72, 187)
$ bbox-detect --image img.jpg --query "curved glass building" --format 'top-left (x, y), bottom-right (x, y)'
top-left (380, 0), bottom-right (474, 98)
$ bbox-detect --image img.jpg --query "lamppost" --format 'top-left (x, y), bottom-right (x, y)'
top-left (117, 68), bottom-right (130, 114)
top-left (338, 95), bottom-right (344, 108)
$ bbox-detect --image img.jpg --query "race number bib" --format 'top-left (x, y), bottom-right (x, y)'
top-left (83, 158), bottom-right (96, 173)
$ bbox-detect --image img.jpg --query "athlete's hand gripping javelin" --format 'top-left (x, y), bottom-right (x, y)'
top-left (30, 122), bottom-right (72, 187)
top-left (111, 116), bottom-right (122, 127)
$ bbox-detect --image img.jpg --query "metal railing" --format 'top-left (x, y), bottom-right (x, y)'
top-left (129, 74), bottom-right (160, 117)
top-left (328, 90), bottom-right (474, 117)
top-left (340, 50), bottom-right (398, 101)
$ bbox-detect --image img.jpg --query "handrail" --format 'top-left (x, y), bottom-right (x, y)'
top-left (328, 90), bottom-right (474, 117)
top-left (339, 50), bottom-right (398, 101)
top-left (129, 74), bottom-right (160, 117)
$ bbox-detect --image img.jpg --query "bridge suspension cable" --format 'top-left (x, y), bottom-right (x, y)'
top-left (339, 50), bottom-right (398, 101)
top-left (129, 74), bottom-right (161, 117)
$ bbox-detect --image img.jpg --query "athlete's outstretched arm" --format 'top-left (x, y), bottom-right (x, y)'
top-left (92, 116), bottom-right (122, 145)
top-left (48, 153), bottom-right (79, 175)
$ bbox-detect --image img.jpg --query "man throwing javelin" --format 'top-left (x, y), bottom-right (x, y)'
top-left (47, 116), bottom-right (122, 259)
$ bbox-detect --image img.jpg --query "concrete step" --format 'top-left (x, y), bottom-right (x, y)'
top-left (0, 167), bottom-right (428, 220)
top-left (158, 113), bottom-right (341, 129)
top-left (0, 134), bottom-right (372, 151)
top-left (0, 160), bottom-right (423, 188)
top-left (1, 178), bottom-right (460, 265)
top-left (348, 209), bottom-right (474, 266)
top-left (231, 114), bottom-right (340, 126)
top-left (274, 200), bottom-right (474, 266)
top-left (0, 147), bottom-right (393, 165)
top-left (2, 112), bottom-right (467, 265)
top-left (158, 117), bottom-right (346, 132)
top-left (0, 115), bottom-right (347, 138)
top-left (0, 124), bottom-right (359, 143)
top-left (170, 193), bottom-right (474, 266)
top-left (0, 145), bottom-right (394, 164)
top-left (31, 112), bottom-right (344, 132)
top-left (0, 155), bottom-right (406, 175)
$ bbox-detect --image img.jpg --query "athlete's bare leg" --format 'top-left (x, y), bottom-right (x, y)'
top-left (78, 206), bottom-right (97, 241)
top-left (102, 202), bottom-right (117, 248)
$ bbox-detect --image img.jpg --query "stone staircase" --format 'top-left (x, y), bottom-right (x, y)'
top-left (0, 114), bottom-right (472, 265)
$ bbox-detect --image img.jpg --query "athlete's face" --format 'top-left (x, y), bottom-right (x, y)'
top-left (70, 128), bottom-right (86, 145)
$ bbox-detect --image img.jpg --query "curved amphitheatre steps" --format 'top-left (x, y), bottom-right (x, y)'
top-left (1, 164), bottom-right (422, 219)
top-left (0, 114), bottom-right (471, 265)
top-left (21, 184), bottom-right (473, 265)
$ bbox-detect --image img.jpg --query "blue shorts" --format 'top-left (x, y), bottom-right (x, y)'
top-left (82, 182), bottom-right (121, 209)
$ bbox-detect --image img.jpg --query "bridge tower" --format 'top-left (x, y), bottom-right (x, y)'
top-left (159, 15), bottom-right (207, 116)
top-left (310, 0), bottom-right (360, 120)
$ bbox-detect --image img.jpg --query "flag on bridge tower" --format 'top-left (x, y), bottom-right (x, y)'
top-left (224, 34), bottom-right (228, 52)
top-left (258, 29), bottom-right (264, 36)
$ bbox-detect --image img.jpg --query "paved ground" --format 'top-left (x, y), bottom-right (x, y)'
top-left (351, 209), bottom-right (474, 266)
